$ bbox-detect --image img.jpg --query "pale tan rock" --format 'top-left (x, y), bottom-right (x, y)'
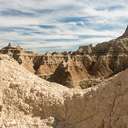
top-left (1, 29), bottom-right (128, 88)
top-left (0, 54), bottom-right (128, 127)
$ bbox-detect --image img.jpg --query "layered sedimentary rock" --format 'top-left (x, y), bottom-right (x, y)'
top-left (0, 46), bottom-right (92, 87)
top-left (1, 54), bottom-right (128, 127)
top-left (0, 44), bottom-right (36, 73)
top-left (49, 55), bottom-right (91, 87)
top-left (1, 26), bottom-right (128, 88)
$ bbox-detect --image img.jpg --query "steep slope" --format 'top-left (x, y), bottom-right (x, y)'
top-left (1, 54), bottom-right (128, 127)
top-left (0, 54), bottom-right (70, 127)
top-left (49, 56), bottom-right (90, 88)
top-left (120, 25), bottom-right (128, 38)
top-left (90, 37), bottom-right (128, 77)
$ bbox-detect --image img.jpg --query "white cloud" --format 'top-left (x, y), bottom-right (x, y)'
top-left (0, 17), bottom-right (40, 27)
top-left (0, 0), bottom-right (127, 52)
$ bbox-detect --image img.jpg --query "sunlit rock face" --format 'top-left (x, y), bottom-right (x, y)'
top-left (1, 26), bottom-right (128, 88)
top-left (1, 54), bottom-right (128, 128)
top-left (122, 25), bottom-right (128, 37)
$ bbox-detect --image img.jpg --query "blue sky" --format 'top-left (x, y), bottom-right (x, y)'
top-left (0, 0), bottom-right (128, 52)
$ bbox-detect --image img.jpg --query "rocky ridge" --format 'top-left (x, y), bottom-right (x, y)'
top-left (120, 25), bottom-right (128, 38)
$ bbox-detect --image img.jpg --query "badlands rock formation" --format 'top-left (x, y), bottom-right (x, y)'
top-left (1, 53), bottom-right (128, 127)
top-left (1, 26), bottom-right (128, 88)
top-left (0, 45), bottom-right (91, 87)
top-left (120, 25), bottom-right (128, 38)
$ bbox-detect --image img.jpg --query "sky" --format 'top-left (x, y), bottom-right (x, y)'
top-left (0, 0), bottom-right (128, 52)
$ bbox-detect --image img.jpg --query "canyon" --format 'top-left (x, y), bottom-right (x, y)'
top-left (1, 26), bottom-right (128, 88)
top-left (0, 26), bottom-right (128, 127)
top-left (1, 47), bottom-right (128, 127)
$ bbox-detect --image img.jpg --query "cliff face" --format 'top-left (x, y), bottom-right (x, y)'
top-left (121, 25), bottom-right (128, 38)
top-left (0, 47), bottom-right (92, 87)
top-left (1, 27), bottom-right (128, 88)
top-left (49, 56), bottom-right (90, 87)
top-left (1, 54), bottom-right (128, 128)
top-left (92, 38), bottom-right (128, 76)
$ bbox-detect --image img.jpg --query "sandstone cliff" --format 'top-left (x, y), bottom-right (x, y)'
top-left (1, 54), bottom-right (128, 127)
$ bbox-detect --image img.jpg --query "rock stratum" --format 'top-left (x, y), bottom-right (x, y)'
top-left (1, 26), bottom-right (128, 88)
top-left (1, 52), bottom-right (128, 127)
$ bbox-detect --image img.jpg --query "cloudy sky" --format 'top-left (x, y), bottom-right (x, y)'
top-left (0, 0), bottom-right (128, 52)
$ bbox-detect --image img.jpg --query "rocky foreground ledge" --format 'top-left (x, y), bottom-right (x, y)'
top-left (0, 54), bottom-right (128, 128)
